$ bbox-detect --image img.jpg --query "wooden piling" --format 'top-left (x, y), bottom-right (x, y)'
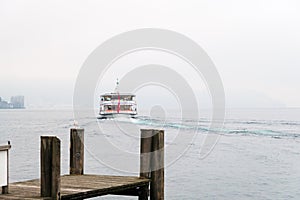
top-left (140, 129), bottom-right (164, 200)
top-left (139, 129), bottom-right (153, 200)
top-left (150, 130), bottom-right (164, 200)
top-left (40, 136), bottom-right (60, 199)
top-left (70, 128), bottom-right (84, 175)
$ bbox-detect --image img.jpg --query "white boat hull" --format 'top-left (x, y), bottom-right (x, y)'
top-left (97, 113), bottom-right (137, 120)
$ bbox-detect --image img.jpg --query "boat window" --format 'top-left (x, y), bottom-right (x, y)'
top-left (104, 96), bottom-right (111, 101)
top-left (102, 95), bottom-right (135, 101)
top-left (121, 96), bottom-right (134, 101)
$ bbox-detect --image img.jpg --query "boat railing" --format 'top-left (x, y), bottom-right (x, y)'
top-left (101, 100), bottom-right (136, 105)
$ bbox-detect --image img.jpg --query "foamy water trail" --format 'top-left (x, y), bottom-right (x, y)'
top-left (97, 115), bottom-right (300, 139)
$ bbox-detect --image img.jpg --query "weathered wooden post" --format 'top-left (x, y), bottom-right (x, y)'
top-left (140, 129), bottom-right (164, 200)
top-left (150, 130), bottom-right (164, 200)
top-left (139, 129), bottom-right (153, 200)
top-left (40, 136), bottom-right (60, 199)
top-left (0, 141), bottom-right (11, 194)
top-left (70, 128), bottom-right (84, 175)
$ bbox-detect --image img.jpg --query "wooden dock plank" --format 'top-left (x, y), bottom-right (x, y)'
top-left (1, 175), bottom-right (150, 200)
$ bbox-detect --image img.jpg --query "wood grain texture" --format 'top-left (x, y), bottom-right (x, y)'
top-left (139, 129), bottom-right (154, 200)
top-left (150, 130), bottom-right (164, 200)
top-left (0, 175), bottom-right (150, 199)
top-left (40, 136), bottom-right (60, 199)
top-left (140, 129), bottom-right (165, 200)
top-left (70, 128), bottom-right (84, 175)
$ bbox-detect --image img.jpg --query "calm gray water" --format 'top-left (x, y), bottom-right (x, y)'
top-left (1, 108), bottom-right (300, 199)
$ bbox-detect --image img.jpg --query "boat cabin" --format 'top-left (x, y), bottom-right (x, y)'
top-left (99, 93), bottom-right (137, 117)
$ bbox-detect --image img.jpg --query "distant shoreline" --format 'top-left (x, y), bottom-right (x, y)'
top-left (0, 107), bottom-right (25, 109)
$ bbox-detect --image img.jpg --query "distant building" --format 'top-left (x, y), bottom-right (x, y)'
top-left (10, 96), bottom-right (25, 109)
top-left (0, 97), bottom-right (11, 109)
top-left (0, 96), bottom-right (25, 109)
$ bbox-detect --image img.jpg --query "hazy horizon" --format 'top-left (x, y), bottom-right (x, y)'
top-left (1, 0), bottom-right (300, 109)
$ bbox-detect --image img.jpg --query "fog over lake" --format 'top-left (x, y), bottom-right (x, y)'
top-left (1, 0), bottom-right (300, 109)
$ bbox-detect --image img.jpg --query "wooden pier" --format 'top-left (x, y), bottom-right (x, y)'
top-left (0, 129), bottom-right (164, 199)
top-left (3, 175), bottom-right (149, 199)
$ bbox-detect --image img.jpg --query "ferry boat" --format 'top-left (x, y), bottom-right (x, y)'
top-left (98, 80), bottom-right (137, 119)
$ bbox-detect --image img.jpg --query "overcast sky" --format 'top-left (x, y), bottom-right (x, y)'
top-left (0, 0), bottom-right (299, 108)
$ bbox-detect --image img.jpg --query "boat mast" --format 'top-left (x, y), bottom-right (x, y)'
top-left (114, 78), bottom-right (119, 93)
top-left (115, 79), bottom-right (121, 113)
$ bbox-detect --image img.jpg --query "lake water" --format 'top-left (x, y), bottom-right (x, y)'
top-left (1, 108), bottom-right (300, 199)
